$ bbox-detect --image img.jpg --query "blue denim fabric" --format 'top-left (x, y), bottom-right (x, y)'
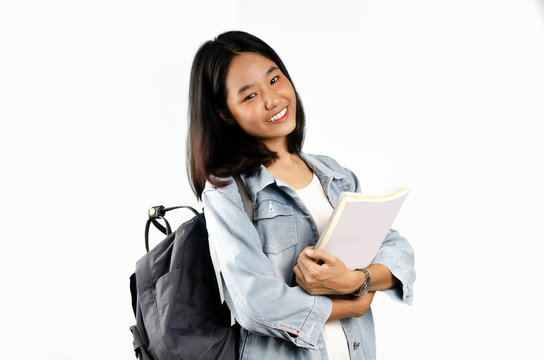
top-left (203, 153), bottom-right (415, 360)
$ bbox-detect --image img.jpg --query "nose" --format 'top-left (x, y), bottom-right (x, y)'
top-left (264, 89), bottom-right (280, 110)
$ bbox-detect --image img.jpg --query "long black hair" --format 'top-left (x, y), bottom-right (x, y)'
top-left (187, 31), bottom-right (306, 199)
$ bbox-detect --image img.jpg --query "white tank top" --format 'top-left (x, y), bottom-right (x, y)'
top-left (295, 174), bottom-right (350, 359)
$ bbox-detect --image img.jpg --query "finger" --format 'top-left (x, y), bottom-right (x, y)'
top-left (293, 264), bottom-right (306, 283)
top-left (293, 265), bottom-right (308, 289)
top-left (296, 253), bottom-right (314, 273)
top-left (305, 248), bottom-right (337, 265)
top-left (297, 246), bottom-right (320, 270)
top-left (297, 246), bottom-right (315, 262)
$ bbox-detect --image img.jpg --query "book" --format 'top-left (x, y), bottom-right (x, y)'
top-left (314, 187), bottom-right (409, 270)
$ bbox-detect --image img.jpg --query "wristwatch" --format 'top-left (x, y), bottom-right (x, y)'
top-left (352, 268), bottom-right (371, 297)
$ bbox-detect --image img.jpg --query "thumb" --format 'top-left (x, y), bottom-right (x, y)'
top-left (305, 248), bottom-right (336, 265)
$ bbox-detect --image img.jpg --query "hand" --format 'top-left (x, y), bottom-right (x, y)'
top-left (293, 246), bottom-right (357, 295)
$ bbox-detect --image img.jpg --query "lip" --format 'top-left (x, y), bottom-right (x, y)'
top-left (267, 106), bottom-right (289, 124)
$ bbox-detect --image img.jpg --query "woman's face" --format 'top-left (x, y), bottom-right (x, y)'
top-left (224, 52), bottom-right (297, 149)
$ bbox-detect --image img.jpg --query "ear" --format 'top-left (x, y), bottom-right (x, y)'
top-left (215, 106), bottom-right (237, 125)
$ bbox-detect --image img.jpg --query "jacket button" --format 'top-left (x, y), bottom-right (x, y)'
top-left (347, 184), bottom-right (351, 188)
top-left (353, 342), bottom-right (360, 350)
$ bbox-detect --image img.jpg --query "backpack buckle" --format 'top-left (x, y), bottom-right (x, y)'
top-left (148, 205), bottom-right (166, 219)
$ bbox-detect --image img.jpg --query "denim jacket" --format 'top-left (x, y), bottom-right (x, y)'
top-left (202, 153), bottom-right (415, 360)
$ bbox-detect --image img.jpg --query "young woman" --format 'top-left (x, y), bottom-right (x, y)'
top-left (187, 31), bottom-right (415, 360)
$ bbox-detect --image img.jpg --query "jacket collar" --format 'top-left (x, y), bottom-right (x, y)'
top-left (241, 152), bottom-right (345, 202)
top-left (299, 152), bottom-right (345, 180)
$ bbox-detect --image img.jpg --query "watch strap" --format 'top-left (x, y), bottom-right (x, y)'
top-left (352, 268), bottom-right (371, 297)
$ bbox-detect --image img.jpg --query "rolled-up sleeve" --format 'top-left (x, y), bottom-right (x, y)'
top-left (371, 229), bottom-right (416, 304)
top-left (203, 186), bottom-right (332, 349)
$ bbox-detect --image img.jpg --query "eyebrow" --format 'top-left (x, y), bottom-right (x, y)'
top-left (237, 66), bottom-right (279, 95)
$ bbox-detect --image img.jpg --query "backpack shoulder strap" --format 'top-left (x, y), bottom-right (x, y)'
top-left (233, 174), bottom-right (253, 221)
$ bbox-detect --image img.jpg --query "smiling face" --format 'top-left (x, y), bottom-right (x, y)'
top-left (224, 52), bottom-right (297, 150)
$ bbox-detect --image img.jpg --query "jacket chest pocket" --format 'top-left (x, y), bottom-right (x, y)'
top-left (254, 200), bottom-right (297, 282)
top-left (254, 200), bottom-right (297, 254)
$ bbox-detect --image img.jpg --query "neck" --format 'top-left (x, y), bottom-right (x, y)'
top-left (262, 139), bottom-right (300, 168)
top-left (263, 145), bottom-right (313, 190)
top-left (274, 151), bottom-right (299, 167)
top-left (262, 137), bottom-right (290, 161)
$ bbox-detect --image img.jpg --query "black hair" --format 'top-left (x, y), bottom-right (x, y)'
top-left (187, 30), bottom-right (305, 199)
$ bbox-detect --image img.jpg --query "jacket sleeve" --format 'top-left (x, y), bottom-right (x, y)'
top-left (371, 229), bottom-right (416, 304)
top-left (203, 185), bottom-right (332, 349)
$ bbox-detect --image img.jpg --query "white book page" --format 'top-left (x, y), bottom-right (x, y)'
top-left (323, 191), bottom-right (408, 269)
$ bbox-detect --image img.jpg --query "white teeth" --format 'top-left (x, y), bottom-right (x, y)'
top-left (267, 107), bottom-right (287, 122)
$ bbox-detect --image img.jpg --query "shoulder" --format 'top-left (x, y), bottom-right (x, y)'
top-left (303, 153), bottom-right (361, 190)
top-left (304, 153), bottom-right (346, 172)
top-left (203, 177), bottom-right (240, 205)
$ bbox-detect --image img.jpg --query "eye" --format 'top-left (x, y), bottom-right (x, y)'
top-left (270, 76), bottom-right (279, 84)
top-left (244, 93), bottom-right (256, 101)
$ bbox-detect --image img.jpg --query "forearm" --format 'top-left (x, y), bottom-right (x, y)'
top-left (351, 264), bottom-right (397, 291)
top-left (327, 292), bottom-right (375, 322)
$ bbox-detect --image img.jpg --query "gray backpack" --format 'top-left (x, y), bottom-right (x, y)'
top-left (129, 176), bottom-right (252, 359)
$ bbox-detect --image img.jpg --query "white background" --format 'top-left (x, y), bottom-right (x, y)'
top-left (1, 1), bottom-right (543, 359)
